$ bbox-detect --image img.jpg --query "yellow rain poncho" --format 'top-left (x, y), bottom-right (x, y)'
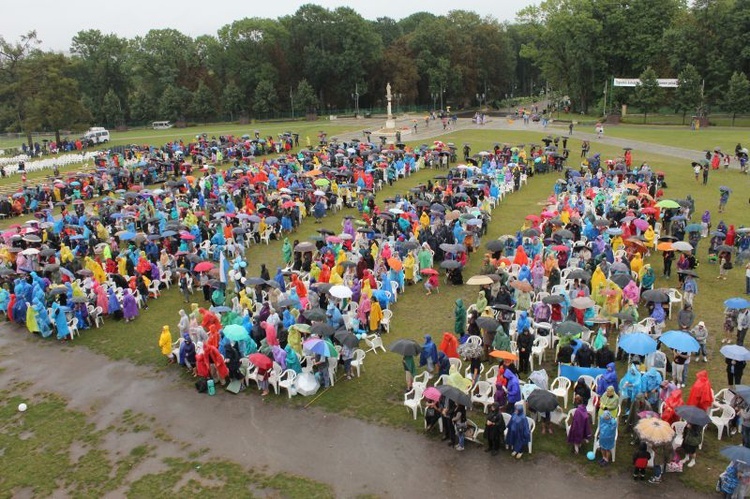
top-left (85, 257), bottom-right (106, 284)
top-left (591, 267), bottom-right (606, 305)
top-left (403, 253), bottom-right (416, 282)
top-left (158, 325), bottom-right (173, 356)
top-left (60, 244), bottom-right (74, 264)
top-left (447, 366), bottom-right (472, 391)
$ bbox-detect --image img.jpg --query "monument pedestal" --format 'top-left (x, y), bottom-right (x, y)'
top-left (385, 118), bottom-right (396, 129)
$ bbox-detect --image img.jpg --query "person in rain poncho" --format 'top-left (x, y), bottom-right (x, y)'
top-left (567, 395), bottom-right (593, 454)
top-left (419, 334), bottom-right (438, 373)
top-left (454, 298), bottom-right (466, 335)
top-left (597, 410), bottom-right (617, 466)
top-left (158, 325), bottom-right (174, 363)
top-left (640, 368), bottom-right (663, 407)
top-left (687, 370), bottom-right (714, 411)
top-left (506, 402), bottom-right (531, 459)
top-left (440, 332), bottom-right (459, 358)
top-left (619, 364), bottom-right (643, 408)
top-left (492, 326), bottom-right (511, 352)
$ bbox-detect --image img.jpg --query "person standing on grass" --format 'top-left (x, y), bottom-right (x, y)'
top-left (484, 403), bottom-right (505, 455)
top-left (719, 188), bottom-right (731, 213)
top-left (738, 308), bottom-right (750, 346)
top-left (663, 250), bottom-right (675, 278)
top-left (691, 321), bottom-right (709, 362)
top-left (402, 354), bottom-right (416, 391)
top-left (682, 274), bottom-right (697, 306)
top-left (726, 358), bottom-right (746, 386)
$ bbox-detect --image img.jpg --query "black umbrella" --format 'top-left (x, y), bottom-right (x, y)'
top-left (265, 280), bottom-right (280, 289)
top-left (334, 330), bottom-right (360, 349)
top-left (440, 260), bottom-right (461, 269)
top-left (40, 248), bottom-right (56, 257)
top-left (491, 303), bottom-right (515, 312)
top-left (277, 299), bottom-right (296, 308)
top-left (522, 228), bottom-right (540, 237)
top-left (71, 296), bottom-right (89, 304)
top-left (437, 385), bottom-right (472, 406)
top-left (486, 240), bottom-right (505, 252)
top-left (717, 245), bottom-right (735, 253)
top-left (526, 389), bottom-right (559, 413)
top-left (43, 264), bottom-right (59, 273)
top-left (677, 269), bottom-right (699, 278)
top-left (642, 289), bottom-right (670, 303)
top-left (294, 242), bottom-right (316, 252)
top-left (311, 322), bottom-right (336, 337)
top-left (48, 287), bottom-right (67, 296)
top-left (675, 405), bottom-right (711, 426)
top-left (555, 321), bottom-right (586, 335)
top-left (476, 317), bottom-right (500, 331)
top-left (246, 277), bottom-right (266, 286)
top-left (389, 339), bottom-right (422, 356)
top-left (402, 241), bottom-right (420, 250)
top-left (611, 274), bottom-right (634, 289)
top-left (567, 269), bottom-right (591, 280)
top-left (542, 295), bottom-right (565, 305)
top-left (554, 229), bottom-right (574, 240)
top-left (303, 308), bottom-right (327, 321)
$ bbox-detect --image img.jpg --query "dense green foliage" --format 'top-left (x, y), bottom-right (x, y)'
top-left (2, 1), bottom-right (750, 132)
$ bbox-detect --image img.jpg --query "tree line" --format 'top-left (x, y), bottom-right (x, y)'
top-left (1, 1), bottom-right (750, 141)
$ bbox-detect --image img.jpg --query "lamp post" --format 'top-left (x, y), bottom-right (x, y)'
top-left (395, 93), bottom-right (403, 114)
top-left (290, 88), bottom-right (295, 119)
top-left (351, 83), bottom-right (360, 117)
top-left (440, 85), bottom-right (445, 112)
top-left (476, 92), bottom-right (486, 109)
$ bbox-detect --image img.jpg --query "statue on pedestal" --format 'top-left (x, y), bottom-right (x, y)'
top-left (386, 82), bottom-right (392, 119)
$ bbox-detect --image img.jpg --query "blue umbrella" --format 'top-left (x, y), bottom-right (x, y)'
top-left (607, 227), bottom-right (623, 235)
top-left (266, 216), bottom-right (279, 224)
top-left (619, 332), bottom-right (657, 356)
top-left (721, 445), bottom-right (750, 464)
top-left (659, 330), bottom-right (700, 353)
top-left (211, 306), bottom-right (232, 313)
top-left (222, 324), bottom-right (249, 342)
top-left (685, 223), bottom-right (702, 232)
top-left (721, 344), bottom-right (750, 361)
top-left (118, 231), bottom-right (137, 241)
top-left (161, 230), bottom-right (177, 237)
top-left (725, 298), bottom-right (750, 310)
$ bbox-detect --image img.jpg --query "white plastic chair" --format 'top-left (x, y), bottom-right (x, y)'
top-left (532, 336), bottom-right (548, 365)
top-left (449, 358), bottom-right (462, 372)
top-left (364, 334), bottom-right (386, 354)
top-left (550, 376), bottom-right (572, 408)
top-left (667, 288), bottom-right (683, 319)
top-left (412, 371), bottom-right (430, 392)
top-left (260, 227), bottom-right (273, 245)
top-left (404, 386), bottom-right (424, 419)
top-left (710, 404), bottom-right (736, 440)
top-left (485, 365), bottom-right (499, 383)
top-left (381, 309), bottom-right (393, 333)
top-left (67, 317), bottom-right (79, 339)
top-left (471, 380), bottom-right (495, 413)
top-left (465, 418), bottom-right (485, 444)
top-left (278, 369), bottom-right (297, 398)
top-left (350, 349), bottom-right (366, 377)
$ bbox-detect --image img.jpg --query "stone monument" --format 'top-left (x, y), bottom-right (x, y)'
top-left (385, 82), bottom-right (396, 130)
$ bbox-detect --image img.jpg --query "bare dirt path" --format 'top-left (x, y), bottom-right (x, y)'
top-left (0, 328), bottom-right (707, 498)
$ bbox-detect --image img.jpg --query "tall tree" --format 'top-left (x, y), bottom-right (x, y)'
top-left (159, 85), bottom-right (191, 122)
top-left (129, 90), bottom-right (157, 125)
top-left (252, 79), bottom-right (279, 116)
top-left (674, 64), bottom-right (702, 124)
top-left (723, 72), bottom-right (750, 126)
top-left (295, 79), bottom-right (318, 116)
top-left (0, 31), bottom-right (41, 148)
top-left (221, 81), bottom-right (245, 121)
top-left (632, 67), bottom-right (663, 122)
top-left (101, 88), bottom-right (124, 128)
top-left (189, 81), bottom-right (215, 122)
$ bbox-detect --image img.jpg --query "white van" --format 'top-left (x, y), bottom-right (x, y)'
top-left (83, 127), bottom-right (110, 144)
top-left (152, 121), bottom-right (173, 130)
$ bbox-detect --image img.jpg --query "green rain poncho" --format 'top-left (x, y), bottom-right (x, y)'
top-left (418, 247), bottom-right (433, 271)
top-left (281, 238), bottom-right (293, 266)
top-left (475, 291), bottom-right (488, 314)
top-left (492, 327), bottom-right (510, 351)
top-left (454, 299), bottom-right (467, 335)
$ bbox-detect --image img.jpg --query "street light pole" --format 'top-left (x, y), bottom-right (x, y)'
top-left (439, 84), bottom-right (444, 112)
top-left (290, 88), bottom-right (294, 119)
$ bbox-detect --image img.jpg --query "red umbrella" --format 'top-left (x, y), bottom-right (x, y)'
top-left (552, 245), bottom-right (569, 252)
top-left (421, 268), bottom-right (439, 276)
top-left (180, 232), bottom-right (196, 240)
top-left (525, 214), bottom-right (540, 222)
top-left (194, 261), bottom-right (214, 272)
top-left (641, 207), bottom-right (657, 215)
top-left (248, 353), bottom-right (272, 370)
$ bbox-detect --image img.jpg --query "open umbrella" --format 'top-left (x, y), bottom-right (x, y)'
top-left (675, 405), bottom-right (711, 426)
top-left (685, 223), bottom-right (702, 233)
top-left (510, 280), bottom-right (533, 292)
top-left (659, 330), bottom-right (700, 353)
top-left (677, 269), bottom-right (699, 278)
top-left (440, 260), bottom-right (461, 269)
top-left (490, 350), bottom-right (518, 361)
top-left (721, 344), bottom-right (750, 361)
top-left (194, 261), bottom-right (214, 272)
top-left (642, 289), bottom-right (670, 303)
top-left (656, 242), bottom-right (674, 252)
top-left (523, 228), bottom-right (541, 237)
top-left (619, 333), bottom-right (657, 356)
top-left (571, 297), bottom-right (596, 309)
top-left (311, 323), bottom-right (336, 337)
top-left (248, 353), bottom-right (272, 370)
top-left (635, 417), bottom-right (675, 446)
top-left (458, 342), bottom-right (483, 360)
top-left (223, 324), bottom-right (250, 342)
top-left (328, 285), bottom-right (353, 299)
top-left (725, 298), bottom-right (750, 310)
top-left (466, 275), bottom-right (493, 286)
top-left (542, 295), bottom-right (566, 305)
top-left (389, 339), bottom-right (422, 356)
top-left (476, 317), bottom-right (500, 331)
top-left (421, 268), bottom-right (439, 276)
top-left (720, 445), bottom-right (750, 464)
top-left (567, 269), bottom-right (591, 280)
top-left (303, 338), bottom-right (336, 357)
top-left (611, 274), bottom-right (634, 289)
top-left (295, 372), bottom-right (320, 396)
top-left (486, 240), bottom-right (505, 252)
top-left (671, 241), bottom-right (693, 252)
top-left (334, 330), bottom-right (360, 349)
top-left (424, 386), bottom-right (442, 402)
top-left (555, 321), bottom-right (586, 335)
top-left (304, 308), bottom-right (327, 321)
top-left (437, 385), bottom-right (472, 406)
top-left (387, 258), bottom-right (402, 271)
top-left (656, 200), bottom-right (680, 209)
top-left (526, 389), bottom-right (559, 413)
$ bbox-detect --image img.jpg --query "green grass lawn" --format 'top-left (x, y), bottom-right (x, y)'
top-left (596, 125), bottom-right (750, 157)
top-left (8, 124), bottom-right (750, 493)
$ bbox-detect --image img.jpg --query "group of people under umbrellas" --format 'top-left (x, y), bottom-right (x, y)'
top-left (387, 143), bottom-right (750, 494)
